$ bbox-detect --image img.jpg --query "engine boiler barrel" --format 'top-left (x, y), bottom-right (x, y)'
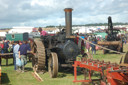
top-left (97, 41), bottom-right (121, 46)
top-left (64, 8), bottom-right (73, 37)
top-left (57, 40), bottom-right (80, 60)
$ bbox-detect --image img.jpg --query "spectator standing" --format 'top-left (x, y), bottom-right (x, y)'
top-left (0, 41), bottom-right (4, 54)
top-left (18, 41), bottom-right (31, 73)
top-left (3, 40), bottom-right (9, 53)
top-left (26, 41), bottom-right (31, 51)
top-left (26, 41), bottom-right (32, 61)
top-left (0, 41), bottom-right (4, 65)
top-left (86, 42), bottom-right (90, 52)
top-left (86, 37), bottom-right (90, 52)
top-left (13, 41), bottom-right (20, 71)
top-left (124, 39), bottom-right (127, 44)
top-left (76, 32), bottom-right (79, 44)
top-left (91, 39), bottom-right (97, 55)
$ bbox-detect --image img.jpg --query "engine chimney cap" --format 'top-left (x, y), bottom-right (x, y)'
top-left (64, 8), bottom-right (73, 12)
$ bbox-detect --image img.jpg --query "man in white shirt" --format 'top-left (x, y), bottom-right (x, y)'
top-left (13, 41), bottom-right (20, 71)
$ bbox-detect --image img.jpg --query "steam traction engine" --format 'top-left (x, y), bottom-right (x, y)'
top-left (97, 16), bottom-right (123, 54)
top-left (30, 8), bottom-right (80, 78)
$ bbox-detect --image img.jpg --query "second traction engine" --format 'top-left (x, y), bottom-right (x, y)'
top-left (97, 16), bottom-right (123, 54)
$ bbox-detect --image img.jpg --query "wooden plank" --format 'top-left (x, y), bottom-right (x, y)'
top-left (31, 72), bottom-right (43, 82)
top-left (119, 64), bottom-right (128, 67)
top-left (97, 41), bottom-right (120, 46)
top-left (0, 53), bottom-right (13, 56)
top-left (0, 51), bottom-right (32, 56)
top-left (66, 36), bottom-right (76, 38)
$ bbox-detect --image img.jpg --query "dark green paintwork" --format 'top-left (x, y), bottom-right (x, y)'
top-left (6, 33), bottom-right (28, 41)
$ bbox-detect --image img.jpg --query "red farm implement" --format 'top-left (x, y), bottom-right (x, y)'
top-left (73, 53), bottom-right (128, 85)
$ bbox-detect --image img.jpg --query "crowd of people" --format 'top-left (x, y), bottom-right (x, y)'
top-left (0, 40), bottom-right (10, 54)
top-left (77, 33), bottom-right (98, 55)
top-left (13, 41), bottom-right (32, 73)
top-left (0, 39), bottom-right (32, 73)
top-left (84, 36), bottom-right (97, 55)
top-left (0, 27), bottom-right (47, 73)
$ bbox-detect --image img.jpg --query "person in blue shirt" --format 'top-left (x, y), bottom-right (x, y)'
top-left (26, 41), bottom-right (31, 51)
top-left (91, 39), bottom-right (97, 55)
top-left (18, 41), bottom-right (32, 73)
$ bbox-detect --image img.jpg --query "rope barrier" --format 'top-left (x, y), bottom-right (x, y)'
top-left (78, 36), bottom-right (124, 54)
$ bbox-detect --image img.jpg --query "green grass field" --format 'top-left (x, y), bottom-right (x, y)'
top-left (1, 44), bottom-right (128, 85)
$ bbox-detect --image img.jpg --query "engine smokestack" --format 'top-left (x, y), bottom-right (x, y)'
top-left (64, 8), bottom-right (73, 37)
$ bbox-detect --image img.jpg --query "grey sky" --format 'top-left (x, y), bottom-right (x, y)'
top-left (0, 0), bottom-right (128, 28)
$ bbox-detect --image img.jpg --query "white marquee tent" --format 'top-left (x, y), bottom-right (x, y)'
top-left (0, 32), bottom-right (7, 37)
top-left (8, 27), bottom-right (34, 33)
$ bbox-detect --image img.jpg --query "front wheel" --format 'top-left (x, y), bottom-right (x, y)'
top-left (48, 52), bottom-right (58, 78)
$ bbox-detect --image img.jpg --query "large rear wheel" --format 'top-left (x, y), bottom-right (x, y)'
top-left (31, 38), bottom-right (46, 72)
top-left (48, 52), bottom-right (58, 78)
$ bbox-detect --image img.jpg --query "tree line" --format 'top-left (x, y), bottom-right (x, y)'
top-left (46, 22), bottom-right (128, 28)
top-left (0, 22), bottom-right (128, 29)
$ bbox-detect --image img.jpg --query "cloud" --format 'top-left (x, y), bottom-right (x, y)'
top-left (0, 0), bottom-right (128, 28)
